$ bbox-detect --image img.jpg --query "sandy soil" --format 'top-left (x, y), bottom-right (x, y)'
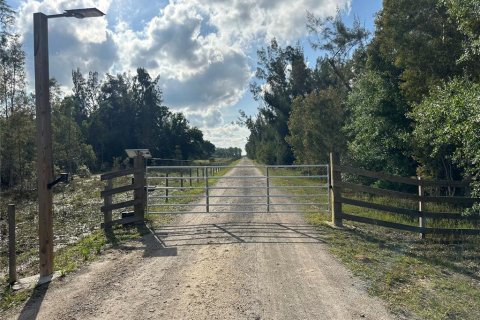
top-left (7, 158), bottom-right (395, 320)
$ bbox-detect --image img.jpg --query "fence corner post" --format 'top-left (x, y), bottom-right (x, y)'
top-left (134, 154), bottom-right (146, 221)
top-left (104, 179), bottom-right (113, 229)
top-left (329, 152), bottom-right (343, 227)
top-left (8, 204), bottom-right (17, 285)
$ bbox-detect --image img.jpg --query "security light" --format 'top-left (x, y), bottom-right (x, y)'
top-left (47, 8), bottom-right (105, 19)
top-left (125, 149), bottom-right (152, 159)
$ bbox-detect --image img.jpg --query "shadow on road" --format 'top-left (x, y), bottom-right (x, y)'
top-left (105, 222), bottom-right (178, 258)
top-left (16, 280), bottom-right (50, 320)
top-left (151, 221), bottom-right (328, 247)
top-left (103, 220), bottom-right (328, 259)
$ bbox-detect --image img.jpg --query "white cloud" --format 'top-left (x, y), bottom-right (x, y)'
top-left (17, 0), bottom-right (114, 86)
top-left (202, 123), bottom-right (250, 151)
top-left (184, 107), bottom-right (224, 128)
top-left (14, 0), bottom-right (350, 149)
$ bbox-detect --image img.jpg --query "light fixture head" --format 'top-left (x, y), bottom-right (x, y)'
top-left (64, 8), bottom-right (105, 19)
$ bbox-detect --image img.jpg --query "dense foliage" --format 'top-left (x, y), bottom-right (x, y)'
top-left (244, 1), bottom-right (480, 197)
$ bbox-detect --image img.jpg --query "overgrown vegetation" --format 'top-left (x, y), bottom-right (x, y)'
top-left (243, 0), bottom-right (480, 200)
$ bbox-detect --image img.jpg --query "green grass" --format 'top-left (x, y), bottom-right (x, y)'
top-left (263, 166), bottom-right (480, 319)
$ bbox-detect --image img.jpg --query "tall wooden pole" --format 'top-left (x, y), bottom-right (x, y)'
top-left (34, 12), bottom-right (54, 277)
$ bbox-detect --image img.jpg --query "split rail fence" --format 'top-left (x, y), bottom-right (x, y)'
top-left (100, 154), bottom-right (146, 228)
top-left (329, 153), bottom-right (480, 236)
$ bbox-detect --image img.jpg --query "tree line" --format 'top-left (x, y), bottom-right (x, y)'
top-left (243, 0), bottom-right (480, 198)
top-left (213, 147), bottom-right (242, 159)
top-left (0, 0), bottom-right (217, 189)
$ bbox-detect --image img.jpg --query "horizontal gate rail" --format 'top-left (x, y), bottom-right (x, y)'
top-left (146, 163), bottom-right (329, 215)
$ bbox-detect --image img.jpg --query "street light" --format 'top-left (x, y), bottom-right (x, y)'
top-left (34, 7), bottom-right (105, 278)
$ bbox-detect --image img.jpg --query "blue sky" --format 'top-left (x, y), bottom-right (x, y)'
top-left (7, 0), bottom-right (382, 151)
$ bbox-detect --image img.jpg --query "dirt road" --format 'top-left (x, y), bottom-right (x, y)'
top-left (8, 158), bottom-right (395, 320)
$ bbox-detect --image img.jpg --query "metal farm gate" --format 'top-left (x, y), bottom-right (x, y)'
top-left (146, 164), bottom-right (330, 215)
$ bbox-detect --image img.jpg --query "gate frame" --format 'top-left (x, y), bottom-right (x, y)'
top-left (145, 164), bottom-right (330, 215)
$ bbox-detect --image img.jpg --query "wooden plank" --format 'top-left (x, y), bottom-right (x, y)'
top-left (338, 181), bottom-right (419, 200)
top-left (340, 197), bottom-right (420, 218)
top-left (340, 212), bottom-right (480, 235)
top-left (339, 181), bottom-right (480, 204)
top-left (101, 168), bottom-right (135, 181)
top-left (101, 215), bottom-right (143, 228)
top-left (335, 165), bottom-right (470, 188)
top-left (339, 212), bottom-right (423, 233)
top-left (101, 199), bottom-right (142, 212)
top-left (340, 197), bottom-right (480, 220)
top-left (100, 183), bottom-right (140, 197)
top-left (420, 179), bottom-right (471, 188)
top-left (335, 165), bottom-right (419, 185)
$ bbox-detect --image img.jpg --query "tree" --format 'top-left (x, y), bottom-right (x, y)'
top-left (214, 147), bottom-right (242, 159)
top-left (0, 1), bottom-right (33, 189)
top-left (307, 11), bottom-right (369, 92)
top-left (371, 0), bottom-right (467, 103)
top-left (52, 96), bottom-right (96, 173)
top-left (287, 87), bottom-right (344, 163)
top-left (409, 78), bottom-right (480, 184)
top-left (442, 0), bottom-right (480, 65)
top-left (344, 71), bottom-right (415, 176)
top-left (247, 40), bottom-right (311, 164)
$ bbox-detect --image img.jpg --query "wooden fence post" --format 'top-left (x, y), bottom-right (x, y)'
top-left (104, 180), bottom-right (113, 228)
top-left (8, 204), bottom-right (17, 284)
top-left (418, 176), bottom-right (425, 239)
top-left (189, 168), bottom-right (192, 187)
top-left (329, 153), bottom-right (343, 227)
top-left (133, 154), bottom-right (145, 220)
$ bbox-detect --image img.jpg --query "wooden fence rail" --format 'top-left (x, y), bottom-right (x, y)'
top-left (329, 153), bottom-right (480, 236)
top-left (100, 155), bottom-right (146, 228)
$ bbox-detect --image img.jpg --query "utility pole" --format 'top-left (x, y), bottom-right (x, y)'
top-left (34, 12), bottom-right (54, 277)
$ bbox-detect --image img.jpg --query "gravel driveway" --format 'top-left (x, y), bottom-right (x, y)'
top-left (8, 158), bottom-right (395, 320)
